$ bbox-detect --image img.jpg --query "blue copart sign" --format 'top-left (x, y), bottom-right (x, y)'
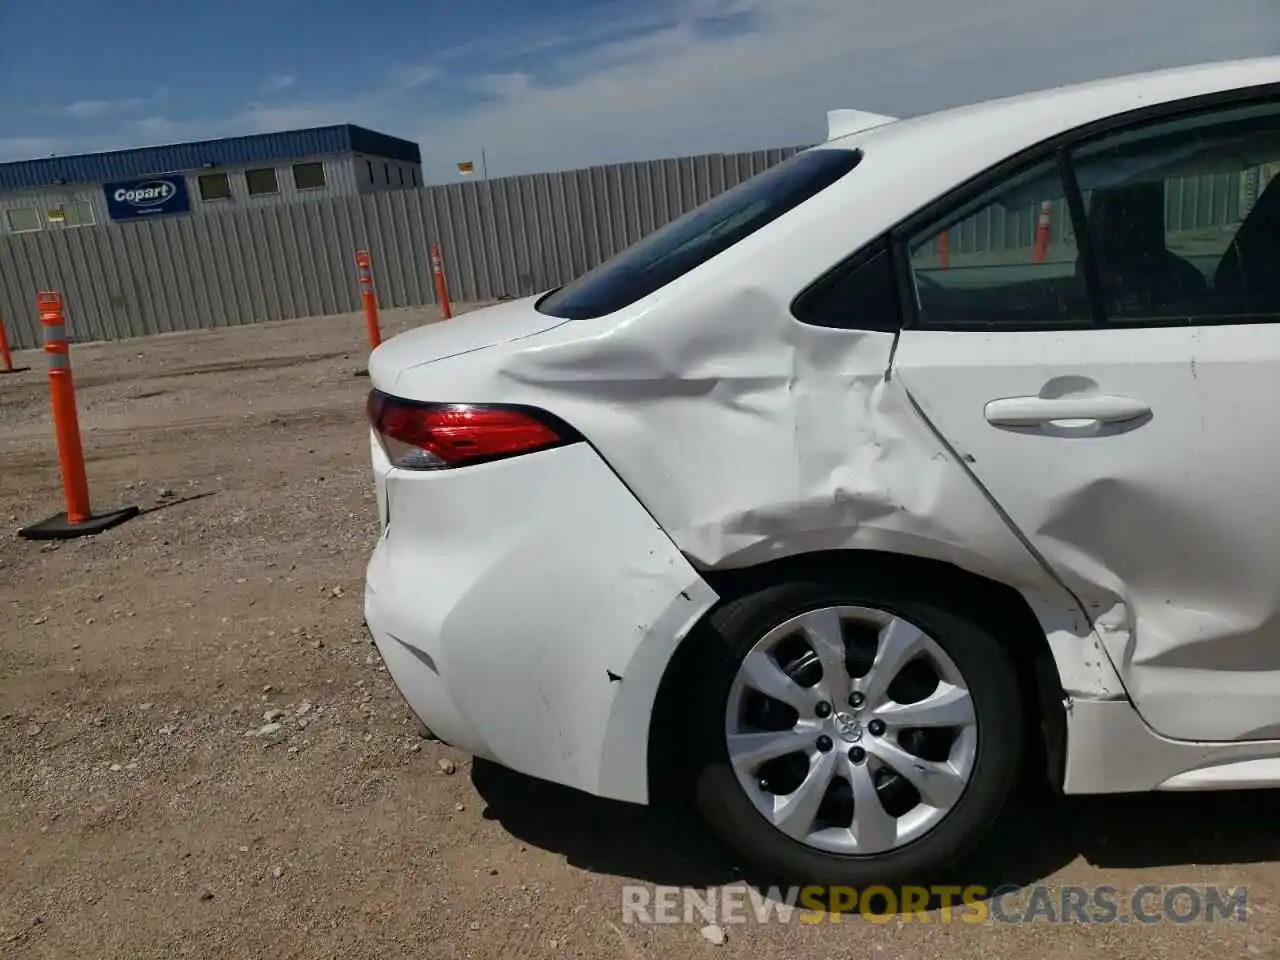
top-left (103, 175), bottom-right (191, 221)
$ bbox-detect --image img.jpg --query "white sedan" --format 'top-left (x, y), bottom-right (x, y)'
top-left (364, 55), bottom-right (1280, 886)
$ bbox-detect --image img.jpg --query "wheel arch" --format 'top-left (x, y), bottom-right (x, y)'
top-left (646, 548), bottom-right (1067, 808)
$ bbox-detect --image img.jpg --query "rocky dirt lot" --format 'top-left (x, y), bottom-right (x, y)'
top-left (2, 306), bottom-right (1279, 959)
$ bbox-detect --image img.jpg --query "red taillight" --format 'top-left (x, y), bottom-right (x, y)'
top-left (367, 392), bottom-right (574, 469)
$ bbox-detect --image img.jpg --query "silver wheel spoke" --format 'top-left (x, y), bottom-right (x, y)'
top-left (871, 738), bottom-right (968, 809)
top-left (725, 605), bottom-right (979, 857)
top-left (798, 608), bottom-right (850, 705)
top-left (875, 682), bottom-right (974, 728)
top-left (771, 749), bottom-right (838, 840)
top-left (859, 618), bottom-right (927, 707)
top-left (740, 650), bottom-right (816, 712)
top-left (846, 757), bottom-right (899, 854)
top-left (727, 727), bottom-right (816, 774)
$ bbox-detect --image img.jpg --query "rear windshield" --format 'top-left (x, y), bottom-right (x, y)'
top-left (535, 148), bottom-right (863, 320)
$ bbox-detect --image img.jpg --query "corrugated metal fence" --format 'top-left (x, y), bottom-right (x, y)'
top-left (0, 146), bottom-right (1268, 349)
top-left (0, 147), bottom-right (802, 349)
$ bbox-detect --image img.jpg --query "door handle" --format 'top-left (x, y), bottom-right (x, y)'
top-left (984, 395), bottom-right (1151, 427)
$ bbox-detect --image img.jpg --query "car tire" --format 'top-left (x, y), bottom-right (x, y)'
top-left (689, 572), bottom-right (1025, 889)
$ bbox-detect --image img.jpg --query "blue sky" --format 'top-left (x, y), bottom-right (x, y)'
top-left (1, 0), bottom-right (1277, 183)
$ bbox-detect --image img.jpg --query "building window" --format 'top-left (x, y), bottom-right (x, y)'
top-left (245, 167), bottom-right (279, 196)
top-left (199, 172), bottom-right (232, 201)
top-left (293, 162), bottom-right (326, 190)
top-left (384, 162), bottom-right (392, 186)
top-left (5, 207), bottom-right (41, 233)
top-left (412, 167), bottom-right (419, 186)
top-left (61, 200), bottom-right (96, 227)
top-left (365, 159), bottom-right (374, 184)
top-left (398, 165), bottom-right (405, 186)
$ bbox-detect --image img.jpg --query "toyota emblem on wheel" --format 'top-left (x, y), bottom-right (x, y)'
top-left (833, 712), bottom-right (862, 742)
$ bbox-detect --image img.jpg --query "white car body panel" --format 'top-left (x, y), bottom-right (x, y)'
top-left (826, 109), bottom-right (898, 140)
top-left (894, 324), bottom-right (1280, 741)
top-left (364, 56), bottom-right (1280, 803)
top-left (364, 441), bottom-right (717, 803)
top-left (1062, 699), bottom-right (1280, 794)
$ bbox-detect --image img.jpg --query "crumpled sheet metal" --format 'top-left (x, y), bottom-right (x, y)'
top-left (377, 57), bottom-right (1280, 751)
top-left (487, 281), bottom-right (1123, 702)
top-left (502, 284), bottom-right (1034, 573)
top-left (379, 116), bottom-right (1157, 706)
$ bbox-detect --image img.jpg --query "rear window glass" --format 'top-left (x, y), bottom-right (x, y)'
top-left (535, 148), bottom-right (863, 320)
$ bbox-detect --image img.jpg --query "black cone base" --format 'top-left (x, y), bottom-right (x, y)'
top-left (18, 505), bottom-right (140, 541)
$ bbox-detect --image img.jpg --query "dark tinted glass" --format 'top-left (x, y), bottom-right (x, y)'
top-left (536, 148), bottom-right (862, 320)
top-left (906, 159), bottom-right (1092, 330)
top-left (1070, 99), bottom-right (1280, 324)
top-left (792, 244), bottom-right (902, 331)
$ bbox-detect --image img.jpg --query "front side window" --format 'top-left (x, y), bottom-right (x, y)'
top-left (536, 148), bottom-right (863, 321)
top-left (1070, 98), bottom-right (1280, 324)
top-left (905, 95), bottom-right (1280, 331)
top-left (906, 160), bottom-right (1089, 330)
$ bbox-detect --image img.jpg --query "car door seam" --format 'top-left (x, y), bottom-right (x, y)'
top-left (896, 378), bottom-right (1097, 620)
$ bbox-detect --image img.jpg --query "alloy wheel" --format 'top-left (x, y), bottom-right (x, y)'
top-left (723, 605), bottom-right (978, 855)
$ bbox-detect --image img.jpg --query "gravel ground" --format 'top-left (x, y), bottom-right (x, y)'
top-left (2, 305), bottom-right (1279, 958)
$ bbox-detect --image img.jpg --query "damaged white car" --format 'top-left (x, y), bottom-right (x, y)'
top-left (363, 56), bottom-right (1280, 886)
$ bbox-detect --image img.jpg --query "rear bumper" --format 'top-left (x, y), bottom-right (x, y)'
top-left (363, 439), bottom-right (719, 804)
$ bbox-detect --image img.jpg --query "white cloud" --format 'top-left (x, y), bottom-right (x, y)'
top-left (473, 72), bottom-right (537, 100)
top-left (124, 99), bottom-right (358, 147)
top-left (411, 0), bottom-right (1280, 180)
top-left (8, 0), bottom-right (1278, 177)
top-left (63, 96), bottom-right (151, 120)
top-left (386, 63), bottom-right (439, 91)
top-left (260, 73), bottom-right (298, 94)
top-left (430, 1), bottom-right (672, 65)
top-left (0, 137), bottom-right (66, 162)
top-left (237, 101), bottom-right (352, 132)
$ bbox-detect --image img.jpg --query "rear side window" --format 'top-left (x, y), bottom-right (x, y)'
top-left (536, 148), bottom-right (863, 320)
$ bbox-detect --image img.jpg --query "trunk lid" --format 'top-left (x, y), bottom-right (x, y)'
top-left (367, 295), bottom-right (567, 390)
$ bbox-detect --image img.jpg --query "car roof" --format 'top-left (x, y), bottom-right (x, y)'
top-left (667, 57), bottom-right (1280, 299)
top-left (827, 56), bottom-right (1280, 166)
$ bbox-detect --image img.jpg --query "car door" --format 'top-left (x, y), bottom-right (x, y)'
top-left (889, 92), bottom-right (1280, 744)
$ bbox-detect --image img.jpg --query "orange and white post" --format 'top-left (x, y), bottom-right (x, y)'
top-left (354, 250), bottom-right (382, 348)
top-left (938, 230), bottom-right (951, 270)
top-left (17, 291), bottom-right (138, 540)
top-left (1032, 201), bottom-right (1053, 264)
top-left (430, 244), bottom-right (453, 320)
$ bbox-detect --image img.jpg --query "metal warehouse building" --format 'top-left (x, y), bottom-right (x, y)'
top-left (0, 124), bottom-right (423, 235)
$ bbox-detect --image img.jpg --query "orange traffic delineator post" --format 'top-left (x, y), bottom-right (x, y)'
top-left (0, 312), bottom-right (29, 374)
top-left (938, 230), bottom-right (950, 270)
top-left (354, 250), bottom-right (382, 349)
top-left (430, 244), bottom-right (453, 320)
top-left (1032, 201), bottom-right (1052, 264)
top-left (18, 291), bottom-right (138, 541)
